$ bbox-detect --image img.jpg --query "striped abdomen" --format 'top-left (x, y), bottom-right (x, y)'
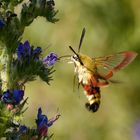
top-left (82, 84), bottom-right (101, 112)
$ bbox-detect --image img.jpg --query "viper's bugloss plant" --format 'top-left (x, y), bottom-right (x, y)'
top-left (0, 0), bottom-right (60, 139)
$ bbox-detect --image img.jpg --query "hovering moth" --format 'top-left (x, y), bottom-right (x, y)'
top-left (69, 28), bottom-right (137, 112)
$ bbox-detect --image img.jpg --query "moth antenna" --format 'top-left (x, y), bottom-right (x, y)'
top-left (78, 27), bottom-right (86, 53)
top-left (69, 46), bottom-right (79, 56)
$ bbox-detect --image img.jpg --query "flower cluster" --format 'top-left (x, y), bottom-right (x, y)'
top-left (1, 90), bottom-right (24, 105)
top-left (17, 41), bottom-right (42, 61)
top-left (9, 40), bottom-right (58, 88)
top-left (17, 41), bottom-right (31, 59)
top-left (16, 40), bottom-right (58, 66)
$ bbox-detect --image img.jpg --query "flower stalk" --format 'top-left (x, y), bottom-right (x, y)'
top-left (0, 47), bottom-right (9, 91)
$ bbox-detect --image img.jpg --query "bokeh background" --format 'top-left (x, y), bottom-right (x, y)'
top-left (20, 0), bottom-right (140, 140)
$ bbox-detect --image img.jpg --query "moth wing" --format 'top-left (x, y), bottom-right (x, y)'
top-left (93, 51), bottom-right (137, 80)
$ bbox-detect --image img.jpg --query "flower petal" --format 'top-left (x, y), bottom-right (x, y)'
top-left (36, 108), bottom-right (49, 136)
top-left (13, 90), bottom-right (24, 104)
top-left (43, 52), bottom-right (58, 66)
top-left (0, 19), bottom-right (5, 28)
top-left (17, 41), bottom-right (31, 59)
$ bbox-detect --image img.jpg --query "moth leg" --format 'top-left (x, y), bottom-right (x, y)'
top-left (73, 74), bottom-right (76, 92)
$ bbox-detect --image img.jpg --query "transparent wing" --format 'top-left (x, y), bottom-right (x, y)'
top-left (94, 51), bottom-right (137, 80)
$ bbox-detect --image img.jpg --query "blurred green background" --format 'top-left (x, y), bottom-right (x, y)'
top-left (21, 0), bottom-right (140, 140)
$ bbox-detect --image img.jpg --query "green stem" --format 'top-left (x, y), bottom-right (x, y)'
top-left (0, 47), bottom-right (12, 91)
top-left (0, 48), bottom-right (8, 92)
top-left (7, 53), bottom-right (12, 89)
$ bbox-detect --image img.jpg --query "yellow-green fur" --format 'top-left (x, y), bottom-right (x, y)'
top-left (79, 53), bottom-right (96, 73)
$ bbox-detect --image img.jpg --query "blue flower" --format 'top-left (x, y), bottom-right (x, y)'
top-left (1, 91), bottom-right (12, 104)
top-left (36, 108), bottom-right (49, 136)
top-left (1, 90), bottom-right (24, 105)
top-left (19, 125), bottom-right (27, 134)
top-left (36, 107), bottom-right (60, 137)
top-left (43, 52), bottom-right (58, 67)
top-left (33, 47), bottom-right (42, 56)
top-left (0, 18), bottom-right (5, 28)
top-left (16, 41), bottom-right (42, 61)
top-left (13, 90), bottom-right (24, 104)
top-left (32, 47), bottom-right (42, 60)
top-left (17, 41), bottom-right (31, 60)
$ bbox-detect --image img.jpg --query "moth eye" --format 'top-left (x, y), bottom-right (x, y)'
top-left (73, 56), bottom-right (79, 61)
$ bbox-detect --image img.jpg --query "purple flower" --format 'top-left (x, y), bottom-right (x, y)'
top-left (19, 125), bottom-right (27, 134)
top-left (36, 107), bottom-right (60, 137)
top-left (16, 41), bottom-right (42, 61)
top-left (1, 90), bottom-right (24, 105)
top-left (32, 47), bottom-right (42, 60)
top-left (0, 18), bottom-right (5, 28)
top-left (43, 52), bottom-right (58, 67)
top-left (17, 41), bottom-right (31, 59)
top-left (13, 90), bottom-right (24, 104)
top-left (33, 47), bottom-right (42, 56)
top-left (36, 108), bottom-right (49, 136)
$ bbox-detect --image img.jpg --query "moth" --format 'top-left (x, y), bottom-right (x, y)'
top-left (69, 28), bottom-right (137, 112)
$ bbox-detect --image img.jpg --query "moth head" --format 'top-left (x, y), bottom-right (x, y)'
top-left (69, 46), bottom-right (83, 66)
